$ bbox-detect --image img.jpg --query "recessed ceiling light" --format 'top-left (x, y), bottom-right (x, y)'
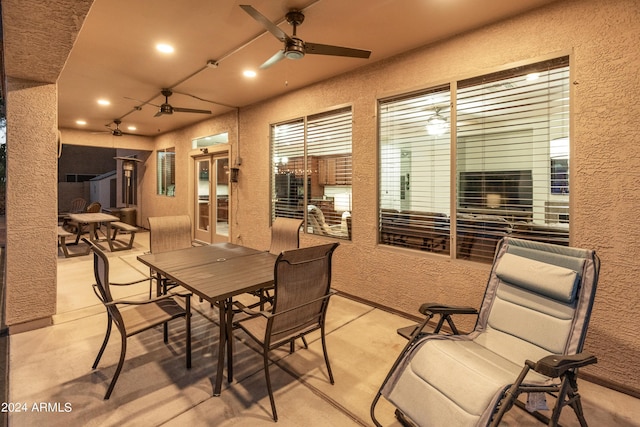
top-left (127, 126), bottom-right (137, 131)
top-left (156, 43), bottom-right (174, 54)
top-left (76, 120), bottom-right (87, 125)
top-left (243, 70), bottom-right (257, 78)
top-left (97, 99), bottom-right (110, 106)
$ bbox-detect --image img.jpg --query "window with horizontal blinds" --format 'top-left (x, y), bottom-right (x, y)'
top-left (377, 56), bottom-right (570, 263)
top-left (272, 119), bottom-right (304, 220)
top-left (271, 107), bottom-right (353, 240)
top-left (379, 86), bottom-right (452, 254)
top-left (157, 148), bottom-right (175, 196)
top-left (456, 56), bottom-right (570, 262)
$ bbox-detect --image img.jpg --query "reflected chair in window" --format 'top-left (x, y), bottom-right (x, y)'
top-left (148, 215), bottom-right (204, 296)
top-left (234, 242), bottom-right (340, 421)
top-left (371, 237), bottom-right (600, 427)
top-left (85, 239), bottom-right (191, 399)
top-left (307, 205), bottom-right (347, 237)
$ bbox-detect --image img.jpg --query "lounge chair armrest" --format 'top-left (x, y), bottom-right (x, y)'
top-left (529, 352), bottom-right (598, 378)
top-left (419, 302), bottom-right (478, 317)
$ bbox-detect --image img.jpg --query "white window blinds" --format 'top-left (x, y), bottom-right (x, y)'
top-left (378, 87), bottom-right (452, 253)
top-left (456, 56), bottom-right (570, 262)
top-left (271, 108), bottom-right (353, 240)
top-left (377, 56), bottom-right (570, 263)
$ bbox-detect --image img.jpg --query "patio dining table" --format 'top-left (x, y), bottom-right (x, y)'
top-left (137, 243), bottom-right (277, 396)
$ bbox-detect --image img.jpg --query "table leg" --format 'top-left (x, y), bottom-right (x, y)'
top-left (226, 298), bottom-right (234, 383)
top-left (214, 299), bottom-right (227, 396)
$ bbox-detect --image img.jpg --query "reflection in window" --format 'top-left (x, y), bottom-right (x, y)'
top-left (378, 56), bottom-right (571, 263)
top-left (271, 107), bottom-right (353, 240)
top-left (157, 148), bottom-right (175, 196)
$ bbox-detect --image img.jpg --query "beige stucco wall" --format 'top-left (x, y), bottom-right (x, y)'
top-left (4, 80), bottom-right (59, 329)
top-left (141, 0), bottom-right (640, 393)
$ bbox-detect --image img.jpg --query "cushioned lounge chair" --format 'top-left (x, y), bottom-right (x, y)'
top-left (371, 237), bottom-right (600, 427)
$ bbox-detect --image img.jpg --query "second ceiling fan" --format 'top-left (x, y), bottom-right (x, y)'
top-left (154, 89), bottom-right (212, 117)
top-left (240, 4), bottom-right (371, 69)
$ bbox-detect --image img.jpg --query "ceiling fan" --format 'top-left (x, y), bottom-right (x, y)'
top-left (240, 5), bottom-right (371, 69)
top-left (153, 88), bottom-right (212, 117)
top-left (93, 119), bottom-right (132, 137)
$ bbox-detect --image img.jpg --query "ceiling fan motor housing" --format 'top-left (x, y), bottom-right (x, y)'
top-left (159, 104), bottom-right (173, 115)
top-left (285, 38), bottom-right (306, 60)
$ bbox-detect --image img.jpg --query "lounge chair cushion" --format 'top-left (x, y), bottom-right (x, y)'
top-left (495, 252), bottom-right (579, 303)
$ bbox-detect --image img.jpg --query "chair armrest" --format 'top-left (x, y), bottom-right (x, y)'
top-left (529, 352), bottom-right (598, 378)
top-left (233, 301), bottom-right (271, 317)
top-left (106, 291), bottom-right (192, 307)
top-left (419, 302), bottom-right (478, 317)
top-left (234, 290), bottom-right (337, 319)
top-left (110, 277), bottom-right (152, 287)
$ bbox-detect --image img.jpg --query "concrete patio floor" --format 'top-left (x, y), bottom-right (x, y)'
top-left (6, 231), bottom-right (640, 426)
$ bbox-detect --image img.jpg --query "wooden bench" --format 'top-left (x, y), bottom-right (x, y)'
top-left (58, 226), bottom-right (90, 257)
top-left (109, 221), bottom-right (138, 251)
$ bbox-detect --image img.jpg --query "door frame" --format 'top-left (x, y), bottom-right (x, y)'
top-left (191, 145), bottom-right (231, 243)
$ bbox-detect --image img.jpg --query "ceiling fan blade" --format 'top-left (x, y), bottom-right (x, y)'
top-left (173, 107), bottom-right (212, 115)
top-left (154, 110), bottom-right (165, 117)
top-left (305, 42), bottom-right (371, 59)
top-left (239, 5), bottom-right (291, 43)
top-left (260, 50), bottom-right (286, 69)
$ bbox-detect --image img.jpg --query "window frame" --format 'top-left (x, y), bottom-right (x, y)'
top-left (378, 56), bottom-right (571, 263)
top-left (157, 147), bottom-right (176, 197)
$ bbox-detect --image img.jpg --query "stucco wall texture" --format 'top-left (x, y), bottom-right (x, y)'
top-left (139, 0), bottom-right (640, 393)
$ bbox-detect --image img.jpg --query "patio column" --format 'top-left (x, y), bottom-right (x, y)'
top-left (4, 79), bottom-right (59, 332)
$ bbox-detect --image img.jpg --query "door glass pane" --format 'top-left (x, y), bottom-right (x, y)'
top-left (215, 158), bottom-right (229, 237)
top-left (196, 159), bottom-right (209, 232)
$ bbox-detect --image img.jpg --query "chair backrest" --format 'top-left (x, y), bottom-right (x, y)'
top-left (148, 215), bottom-right (194, 254)
top-left (307, 205), bottom-right (333, 235)
top-left (70, 198), bottom-right (87, 213)
top-left (85, 239), bottom-right (124, 327)
top-left (474, 237), bottom-right (600, 365)
top-left (85, 202), bottom-right (102, 213)
top-left (269, 217), bottom-right (303, 255)
top-left (269, 243), bottom-right (339, 344)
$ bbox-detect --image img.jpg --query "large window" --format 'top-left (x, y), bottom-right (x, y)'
top-left (379, 56), bottom-right (570, 263)
top-left (157, 147), bottom-right (176, 196)
top-left (272, 107), bottom-right (352, 240)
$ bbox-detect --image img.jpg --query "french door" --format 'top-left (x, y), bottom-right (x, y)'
top-left (194, 153), bottom-right (230, 243)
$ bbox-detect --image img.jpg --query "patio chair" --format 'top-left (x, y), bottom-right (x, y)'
top-left (148, 215), bottom-right (204, 296)
top-left (234, 242), bottom-right (340, 421)
top-left (248, 217), bottom-right (305, 309)
top-left (371, 237), bottom-right (600, 427)
top-left (269, 217), bottom-right (303, 256)
top-left (85, 239), bottom-right (192, 399)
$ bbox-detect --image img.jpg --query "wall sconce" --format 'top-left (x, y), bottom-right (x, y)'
top-left (230, 167), bottom-right (240, 182)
